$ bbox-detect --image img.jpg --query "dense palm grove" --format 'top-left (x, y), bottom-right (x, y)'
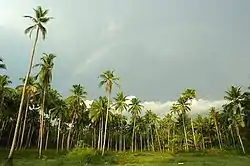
top-left (1, 6), bottom-right (250, 159)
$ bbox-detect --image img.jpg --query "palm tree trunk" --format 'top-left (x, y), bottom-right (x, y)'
top-left (182, 114), bottom-right (189, 151)
top-left (98, 121), bottom-right (101, 150)
top-left (150, 128), bottom-right (155, 151)
top-left (131, 118), bottom-right (136, 152)
top-left (235, 124), bottom-right (245, 154)
top-left (156, 128), bottom-right (161, 152)
top-left (19, 96), bottom-right (30, 149)
top-left (119, 116), bottom-right (122, 151)
top-left (147, 133), bottom-right (150, 151)
top-left (25, 124), bottom-right (32, 149)
top-left (191, 118), bottom-right (198, 150)
top-left (101, 92), bottom-right (110, 156)
top-left (67, 118), bottom-right (74, 151)
top-left (61, 133), bottom-right (65, 151)
top-left (28, 126), bottom-right (34, 148)
top-left (7, 124), bottom-right (14, 147)
top-left (168, 128), bottom-right (170, 151)
top-left (39, 88), bottom-right (46, 158)
top-left (123, 135), bottom-right (126, 151)
top-left (56, 119), bottom-right (61, 152)
top-left (230, 127), bottom-right (236, 149)
top-left (140, 134), bottom-right (143, 152)
top-left (16, 120), bottom-right (23, 150)
top-left (215, 124), bottom-right (222, 150)
top-left (45, 130), bottom-right (49, 150)
top-left (135, 132), bottom-right (137, 152)
top-left (8, 28), bottom-right (39, 159)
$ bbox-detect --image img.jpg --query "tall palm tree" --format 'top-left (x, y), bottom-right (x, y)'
top-left (209, 107), bottom-right (222, 149)
top-left (8, 6), bottom-right (53, 159)
top-left (171, 97), bottom-right (191, 151)
top-left (114, 92), bottom-right (128, 151)
top-left (66, 84), bottom-right (87, 151)
top-left (128, 97), bottom-right (143, 152)
top-left (98, 70), bottom-right (119, 156)
top-left (224, 86), bottom-right (246, 153)
top-left (34, 53), bottom-right (56, 158)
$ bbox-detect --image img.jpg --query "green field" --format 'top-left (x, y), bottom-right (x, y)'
top-left (1, 149), bottom-right (250, 166)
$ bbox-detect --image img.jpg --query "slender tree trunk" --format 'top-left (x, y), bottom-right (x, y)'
top-left (98, 121), bottom-right (101, 150)
top-left (101, 92), bottom-right (110, 156)
top-left (147, 133), bottom-right (150, 151)
top-left (45, 130), bottom-right (49, 150)
top-left (191, 118), bottom-right (197, 150)
top-left (150, 128), bottom-right (155, 152)
top-left (131, 118), bottom-right (136, 152)
top-left (140, 134), bottom-right (143, 152)
top-left (235, 125), bottom-right (245, 154)
top-left (215, 124), bottom-right (222, 150)
top-left (25, 124), bottom-right (32, 149)
top-left (56, 119), bottom-right (61, 152)
top-left (39, 88), bottom-right (46, 158)
top-left (182, 114), bottom-right (189, 151)
top-left (230, 127), bottom-right (236, 149)
top-left (135, 132), bottom-right (137, 152)
top-left (28, 126), bottom-right (34, 148)
top-left (16, 120), bottom-right (23, 150)
top-left (100, 115), bottom-right (103, 150)
top-left (93, 127), bottom-right (96, 149)
top-left (168, 128), bottom-right (170, 151)
top-left (8, 28), bottom-right (39, 159)
top-left (119, 116), bottom-right (122, 151)
top-left (61, 133), bottom-right (65, 151)
top-left (123, 135), bottom-right (126, 151)
top-left (19, 97), bottom-right (30, 149)
top-left (7, 125), bottom-right (14, 147)
top-left (67, 118), bottom-right (74, 151)
top-left (156, 128), bottom-right (161, 152)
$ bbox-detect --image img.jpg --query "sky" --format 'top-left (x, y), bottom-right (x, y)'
top-left (1, 0), bottom-right (250, 115)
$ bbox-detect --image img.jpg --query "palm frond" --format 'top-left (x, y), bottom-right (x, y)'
top-left (38, 24), bottom-right (47, 40)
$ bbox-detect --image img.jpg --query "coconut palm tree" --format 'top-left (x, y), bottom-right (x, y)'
top-left (128, 97), bottom-right (143, 152)
top-left (8, 6), bottom-right (53, 159)
top-left (66, 84), bottom-right (87, 151)
top-left (98, 70), bottom-right (119, 156)
top-left (171, 97), bottom-right (190, 151)
top-left (34, 53), bottom-right (56, 158)
top-left (224, 86), bottom-right (246, 153)
top-left (114, 92), bottom-right (128, 151)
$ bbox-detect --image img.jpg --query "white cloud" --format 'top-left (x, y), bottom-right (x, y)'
top-left (85, 96), bottom-right (226, 117)
top-left (142, 99), bottom-right (226, 117)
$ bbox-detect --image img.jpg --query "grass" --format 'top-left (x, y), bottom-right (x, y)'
top-left (0, 148), bottom-right (250, 166)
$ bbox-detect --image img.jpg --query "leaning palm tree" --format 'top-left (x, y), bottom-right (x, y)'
top-left (98, 70), bottom-right (119, 156)
top-left (34, 53), bottom-right (56, 158)
top-left (8, 6), bottom-right (53, 159)
top-left (128, 97), bottom-right (143, 152)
